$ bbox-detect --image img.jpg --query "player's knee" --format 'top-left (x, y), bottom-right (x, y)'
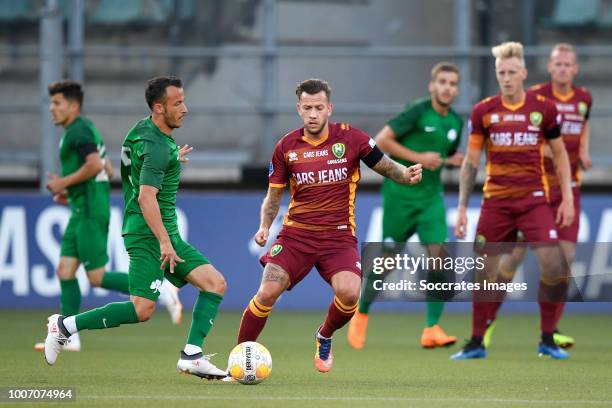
top-left (335, 287), bottom-right (359, 307)
top-left (255, 288), bottom-right (280, 307)
top-left (209, 275), bottom-right (227, 295)
top-left (133, 301), bottom-right (156, 322)
top-left (87, 271), bottom-right (104, 287)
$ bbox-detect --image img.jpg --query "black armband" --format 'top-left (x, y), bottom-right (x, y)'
top-left (77, 143), bottom-right (98, 159)
top-left (362, 145), bottom-right (384, 168)
top-left (544, 126), bottom-right (561, 140)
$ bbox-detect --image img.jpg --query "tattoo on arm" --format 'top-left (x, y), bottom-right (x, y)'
top-left (459, 161), bottom-right (478, 208)
top-left (260, 187), bottom-right (283, 229)
top-left (372, 155), bottom-right (407, 183)
top-left (261, 263), bottom-right (290, 286)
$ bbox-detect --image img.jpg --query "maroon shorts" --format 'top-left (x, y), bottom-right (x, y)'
top-left (549, 185), bottom-right (581, 243)
top-left (260, 226), bottom-right (361, 290)
top-left (475, 195), bottom-right (559, 254)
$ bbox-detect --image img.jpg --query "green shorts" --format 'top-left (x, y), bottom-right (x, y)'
top-left (382, 194), bottom-right (448, 244)
top-left (123, 233), bottom-right (210, 301)
top-left (60, 215), bottom-right (109, 271)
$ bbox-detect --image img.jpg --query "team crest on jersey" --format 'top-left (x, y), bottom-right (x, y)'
top-left (447, 129), bottom-right (457, 141)
top-left (332, 143), bottom-right (346, 159)
top-left (270, 244), bottom-right (283, 257)
top-left (577, 101), bottom-right (588, 118)
top-left (529, 112), bottom-right (543, 127)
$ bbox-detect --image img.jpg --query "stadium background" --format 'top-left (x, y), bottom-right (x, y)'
top-left (1, 0), bottom-right (610, 312)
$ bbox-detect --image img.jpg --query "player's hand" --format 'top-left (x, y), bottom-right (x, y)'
top-left (159, 239), bottom-right (184, 273)
top-left (556, 199), bottom-right (575, 229)
top-left (404, 163), bottom-right (422, 184)
top-left (46, 173), bottom-right (66, 195)
top-left (579, 150), bottom-right (592, 170)
top-left (254, 227), bottom-right (269, 247)
top-left (454, 206), bottom-right (468, 239)
top-left (53, 190), bottom-right (69, 205)
top-left (445, 152), bottom-right (464, 167)
top-left (178, 144), bottom-right (194, 164)
top-left (418, 152), bottom-right (443, 171)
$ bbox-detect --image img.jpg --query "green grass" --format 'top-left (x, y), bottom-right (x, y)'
top-left (2, 310), bottom-right (612, 408)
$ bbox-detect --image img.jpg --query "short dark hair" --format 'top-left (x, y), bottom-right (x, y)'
top-left (295, 78), bottom-right (331, 101)
top-left (48, 80), bottom-right (84, 106)
top-left (430, 62), bottom-right (460, 81)
top-left (145, 76), bottom-right (183, 109)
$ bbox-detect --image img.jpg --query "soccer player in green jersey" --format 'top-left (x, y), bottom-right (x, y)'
top-left (35, 80), bottom-right (182, 354)
top-left (348, 63), bottom-right (464, 349)
top-left (43, 76), bottom-right (228, 379)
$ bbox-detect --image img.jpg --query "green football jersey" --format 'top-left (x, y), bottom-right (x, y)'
top-left (59, 116), bottom-right (110, 218)
top-left (121, 117), bottom-right (180, 236)
top-left (382, 98), bottom-right (463, 200)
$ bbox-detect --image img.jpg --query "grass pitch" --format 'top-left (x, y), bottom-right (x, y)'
top-left (2, 310), bottom-right (612, 408)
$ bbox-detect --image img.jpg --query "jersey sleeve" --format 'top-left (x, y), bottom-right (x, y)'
top-left (584, 91), bottom-right (593, 121)
top-left (268, 141), bottom-right (289, 188)
top-left (67, 124), bottom-right (98, 158)
top-left (387, 103), bottom-right (421, 141)
top-left (543, 101), bottom-right (561, 140)
top-left (448, 117), bottom-right (464, 155)
top-left (467, 103), bottom-right (486, 150)
top-left (139, 140), bottom-right (169, 190)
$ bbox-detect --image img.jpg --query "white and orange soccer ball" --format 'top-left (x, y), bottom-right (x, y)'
top-left (227, 341), bottom-right (272, 385)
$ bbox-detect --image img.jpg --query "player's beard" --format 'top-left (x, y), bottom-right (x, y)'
top-left (164, 111), bottom-right (182, 129)
top-left (433, 93), bottom-right (451, 109)
top-left (307, 119), bottom-right (327, 136)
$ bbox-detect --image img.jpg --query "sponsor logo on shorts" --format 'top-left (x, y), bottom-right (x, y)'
top-left (529, 111), bottom-right (543, 127)
top-left (332, 143), bottom-right (346, 159)
top-left (150, 279), bottom-right (162, 293)
top-left (549, 229), bottom-right (558, 240)
top-left (270, 244), bottom-right (283, 257)
top-left (356, 261), bottom-right (361, 270)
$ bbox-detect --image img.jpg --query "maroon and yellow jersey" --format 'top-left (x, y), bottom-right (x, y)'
top-left (468, 91), bottom-right (561, 200)
top-left (269, 122), bottom-right (377, 235)
top-left (530, 82), bottom-right (592, 187)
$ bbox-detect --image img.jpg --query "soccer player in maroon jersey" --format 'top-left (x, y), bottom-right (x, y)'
top-left (452, 42), bottom-right (574, 360)
top-left (488, 43), bottom-right (592, 350)
top-left (236, 79), bottom-right (422, 373)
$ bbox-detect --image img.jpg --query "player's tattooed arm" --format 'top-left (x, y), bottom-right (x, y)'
top-left (458, 158), bottom-right (478, 208)
top-left (455, 147), bottom-right (480, 239)
top-left (254, 186), bottom-right (285, 247)
top-left (371, 155), bottom-right (422, 185)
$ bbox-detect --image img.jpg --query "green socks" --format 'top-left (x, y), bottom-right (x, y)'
top-left (75, 301), bottom-right (139, 331)
top-left (426, 301), bottom-right (445, 327)
top-left (187, 291), bottom-right (223, 347)
top-left (60, 278), bottom-right (81, 316)
top-left (100, 271), bottom-right (130, 294)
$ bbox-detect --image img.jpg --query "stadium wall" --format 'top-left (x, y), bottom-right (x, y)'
top-left (0, 192), bottom-right (611, 312)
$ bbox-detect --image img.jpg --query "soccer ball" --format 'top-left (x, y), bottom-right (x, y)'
top-left (227, 341), bottom-right (272, 385)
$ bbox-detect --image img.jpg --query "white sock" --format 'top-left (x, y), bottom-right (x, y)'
top-left (183, 344), bottom-right (202, 356)
top-left (62, 316), bottom-right (77, 335)
top-left (317, 330), bottom-right (332, 340)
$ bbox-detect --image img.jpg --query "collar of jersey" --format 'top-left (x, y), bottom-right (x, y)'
top-left (501, 95), bottom-right (526, 112)
top-left (552, 87), bottom-right (575, 102)
top-left (301, 133), bottom-right (328, 147)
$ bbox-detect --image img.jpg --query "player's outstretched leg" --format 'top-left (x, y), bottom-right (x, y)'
top-left (177, 264), bottom-right (227, 380)
top-left (43, 300), bottom-right (140, 365)
top-left (236, 263), bottom-right (288, 344)
top-left (317, 272), bottom-right (359, 372)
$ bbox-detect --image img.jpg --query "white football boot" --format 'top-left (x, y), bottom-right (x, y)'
top-left (177, 351), bottom-right (227, 380)
top-left (44, 314), bottom-right (69, 365)
top-left (35, 332), bottom-right (81, 352)
top-left (158, 280), bottom-right (183, 325)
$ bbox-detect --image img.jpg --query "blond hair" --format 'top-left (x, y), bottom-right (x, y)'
top-left (550, 42), bottom-right (575, 58)
top-left (491, 41), bottom-right (525, 66)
